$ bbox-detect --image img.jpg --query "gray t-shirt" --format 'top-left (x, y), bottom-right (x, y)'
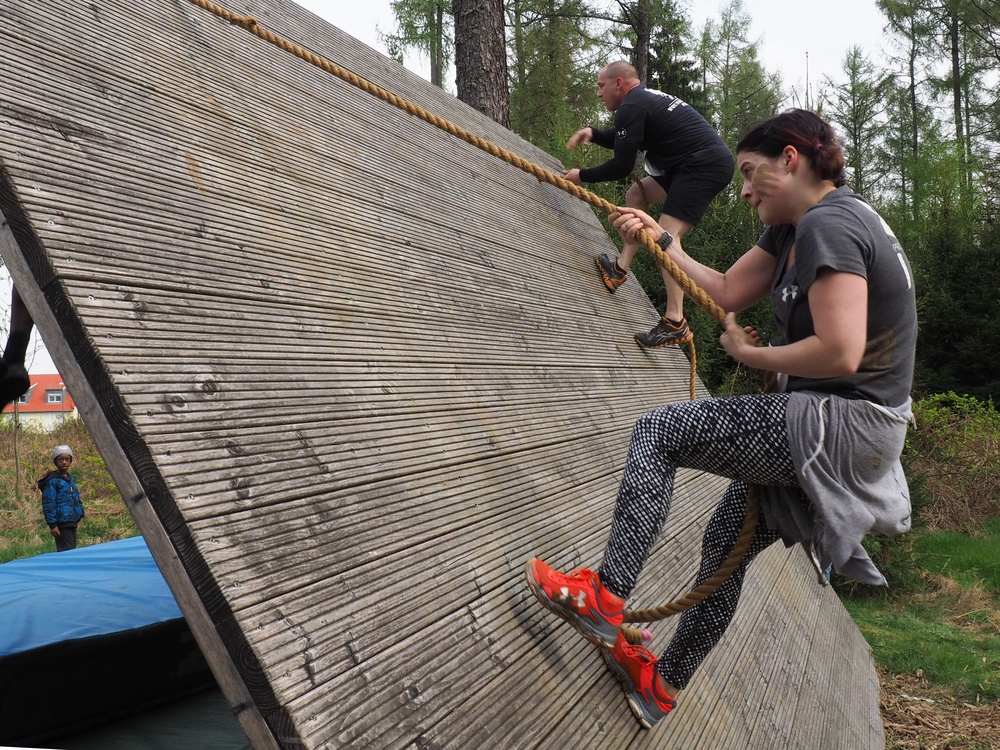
top-left (756, 187), bottom-right (917, 584)
top-left (758, 186), bottom-right (916, 407)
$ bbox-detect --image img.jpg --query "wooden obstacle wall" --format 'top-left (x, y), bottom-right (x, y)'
top-left (0, 1), bottom-right (883, 748)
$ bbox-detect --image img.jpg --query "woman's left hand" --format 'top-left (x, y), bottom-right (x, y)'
top-left (720, 312), bottom-right (760, 362)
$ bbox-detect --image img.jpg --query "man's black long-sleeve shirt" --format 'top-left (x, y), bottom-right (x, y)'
top-left (580, 87), bottom-right (731, 183)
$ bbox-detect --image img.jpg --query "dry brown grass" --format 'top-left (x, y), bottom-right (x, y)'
top-left (882, 670), bottom-right (1000, 749)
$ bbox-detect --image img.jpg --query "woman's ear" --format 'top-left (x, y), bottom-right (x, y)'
top-left (783, 146), bottom-right (799, 172)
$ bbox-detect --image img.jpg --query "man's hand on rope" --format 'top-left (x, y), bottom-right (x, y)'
top-left (610, 206), bottom-right (666, 246)
top-left (562, 168), bottom-right (583, 185)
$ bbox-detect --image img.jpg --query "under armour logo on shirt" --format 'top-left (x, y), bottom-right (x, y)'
top-left (782, 284), bottom-right (799, 302)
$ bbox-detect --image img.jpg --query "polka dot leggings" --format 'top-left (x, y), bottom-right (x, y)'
top-left (597, 393), bottom-right (803, 690)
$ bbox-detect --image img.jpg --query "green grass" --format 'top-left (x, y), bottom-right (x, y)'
top-left (845, 597), bottom-right (1000, 701)
top-left (0, 528), bottom-right (54, 563)
top-left (0, 418), bottom-right (138, 563)
top-left (841, 520), bottom-right (1000, 703)
top-left (0, 497), bottom-right (139, 564)
top-left (914, 517), bottom-right (1000, 594)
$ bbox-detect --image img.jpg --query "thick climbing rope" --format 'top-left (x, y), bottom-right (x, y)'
top-left (629, 172), bottom-right (700, 401)
top-left (183, 0), bottom-right (725, 323)
top-left (182, 0), bottom-right (760, 627)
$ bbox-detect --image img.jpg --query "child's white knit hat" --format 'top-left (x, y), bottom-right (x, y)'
top-left (52, 444), bottom-right (74, 461)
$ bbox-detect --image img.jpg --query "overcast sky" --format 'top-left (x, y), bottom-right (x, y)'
top-left (0, 269), bottom-right (54, 373)
top-left (305, 0), bottom-right (891, 100)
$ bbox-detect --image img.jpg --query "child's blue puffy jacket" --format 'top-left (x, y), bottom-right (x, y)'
top-left (38, 471), bottom-right (84, 527)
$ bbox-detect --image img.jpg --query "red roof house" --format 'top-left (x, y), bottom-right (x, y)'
top-left (2, 373), bottom-right (78, 430)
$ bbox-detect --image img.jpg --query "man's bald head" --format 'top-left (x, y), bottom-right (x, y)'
top-left (602, 60), bottom-right (639, 83)
top-left (596, 61), bottom-right (641, 112)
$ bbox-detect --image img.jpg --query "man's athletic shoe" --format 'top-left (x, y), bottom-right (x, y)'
top-left (595, 253), bottom-right (627, 293)
top-left (634, 316), bottom-right (693, 349)
top-left (602, 630), bottom-right (677, 729)
top-left (524, 558), bottom-right (623, 648)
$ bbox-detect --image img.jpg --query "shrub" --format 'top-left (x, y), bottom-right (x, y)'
top-left (0, 418), bottom-right (136, 562)
top-left (905, 392), bottom-right (1000, 533)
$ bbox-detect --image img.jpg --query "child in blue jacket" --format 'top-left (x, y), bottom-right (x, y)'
top-left (38, 444), bottom-right (84, 552)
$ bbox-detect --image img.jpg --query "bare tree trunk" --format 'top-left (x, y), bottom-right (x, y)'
top-left (907, 35), bottom-right (919, 218)
top-left (430, 3), bottom-right (444, 88)
top-left (510, 0), bottom-right (526, 88)
top-left (452, 0), bottom-right (510, 127)
top-left (950, 14), bottom-right (964, 146)
top-left (632, 0), bottom-right (652, 84)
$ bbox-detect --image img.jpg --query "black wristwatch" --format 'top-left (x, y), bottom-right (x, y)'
top-left (656, 231), bottom-right (675, 250)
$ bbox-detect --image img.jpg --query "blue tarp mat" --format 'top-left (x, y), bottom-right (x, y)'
top-left (0, 535), bottom-right (182, 656)
top-left (0, 537), bottom-right (228, 746)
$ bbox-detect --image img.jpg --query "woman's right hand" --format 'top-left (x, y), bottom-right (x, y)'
top-left (720, 312), bottom-right (761, 363)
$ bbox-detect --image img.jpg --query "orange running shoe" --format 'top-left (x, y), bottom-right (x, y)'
top-left (634, 316), bottom-right (693, 349)
top-left (595, 253), bottom-right (627, 293)
top-left (602, 630), bottom-right (677, 729)
top-left (524, 558), bottom-right (623, 647)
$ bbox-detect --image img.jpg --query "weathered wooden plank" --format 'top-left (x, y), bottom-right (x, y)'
top-left (3, 197), bottom-right (630, 350)
top-left (0, 0), bottom-right (885, 747)
top-left (187, 471), bottom-right (715, 621)
top-left (0, 37), bottom-right (588, 244)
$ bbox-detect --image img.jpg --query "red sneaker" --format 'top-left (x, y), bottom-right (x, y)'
top-left (524, 558), bottom-right (623, 647)
top-left (602, 630), bottom-right (676, 729)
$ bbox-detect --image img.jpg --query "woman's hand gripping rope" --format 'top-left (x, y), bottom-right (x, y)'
top-left (721, 313), bottom-right (762, 359)
top-left (609, 208), bottom-right (727, 327)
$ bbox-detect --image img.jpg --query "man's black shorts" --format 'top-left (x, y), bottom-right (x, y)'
top-left (653, 149), bottom-right (735, 226)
